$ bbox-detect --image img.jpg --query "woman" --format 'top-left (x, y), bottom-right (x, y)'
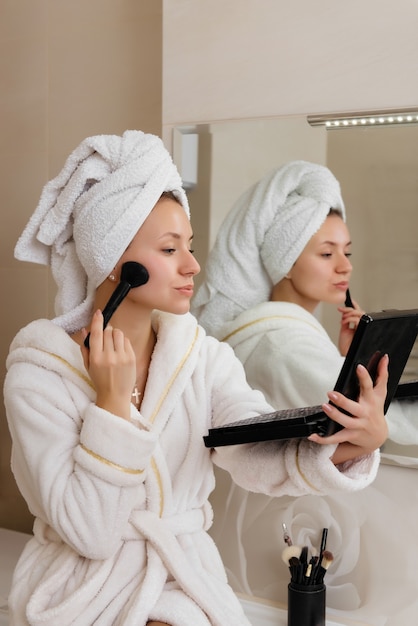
top-left (4, 139), bottom-right (387, 626)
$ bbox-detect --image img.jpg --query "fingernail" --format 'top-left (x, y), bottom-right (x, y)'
top-left (328, 392), bottom-right (338, 401)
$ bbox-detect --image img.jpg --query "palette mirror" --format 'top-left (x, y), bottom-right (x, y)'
top-left (173, 115), bottom-right (418, 467)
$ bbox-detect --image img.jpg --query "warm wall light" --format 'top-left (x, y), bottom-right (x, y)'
top-left (307, 108), bottom-right (418, 129)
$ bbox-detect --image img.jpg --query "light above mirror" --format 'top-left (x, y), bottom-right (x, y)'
top-left (307, 107), bottom-right (418, 129)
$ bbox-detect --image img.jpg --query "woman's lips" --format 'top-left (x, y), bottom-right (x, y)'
top-left (334, 282), bottom-right (349, 291)
top-left (176, 285), bottom-right (194, 296)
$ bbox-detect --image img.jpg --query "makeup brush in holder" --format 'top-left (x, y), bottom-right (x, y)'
top-left (282, 526), bottom-right (332, 626)
top-left (84, 261), bottom-right (149, 348)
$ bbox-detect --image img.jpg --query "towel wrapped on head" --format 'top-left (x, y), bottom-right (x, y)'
top-left (15, 130), bottom-right (189, 333)
top-left (192, 160), bottom-right (345, 339)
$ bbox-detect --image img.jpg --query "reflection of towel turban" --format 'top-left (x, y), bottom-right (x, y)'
top-left (192, 160), bottom-right (345, 339)
top-left (15, 130), bottom-right (189, 333)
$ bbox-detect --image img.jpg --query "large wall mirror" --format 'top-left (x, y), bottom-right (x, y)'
top-left (174, 115), bottom-right (418, 467)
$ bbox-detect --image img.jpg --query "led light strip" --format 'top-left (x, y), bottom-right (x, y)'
top-left (307, 108), bottom-right (418, 129)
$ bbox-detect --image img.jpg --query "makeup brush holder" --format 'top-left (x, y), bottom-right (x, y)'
top-left (287, 582), bottom-right (326, 626)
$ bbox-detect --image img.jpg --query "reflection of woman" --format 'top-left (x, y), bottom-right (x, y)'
top-left (193, 161), bottom-right (390, 448)
top-left (4, 139), bottom-right (388, 626)
top-left (199, 207), bottom-right (361, 411)
top-left (192, 160), bottom-right (417, 611)
top-left (193, 160), bottom-right (416, 443)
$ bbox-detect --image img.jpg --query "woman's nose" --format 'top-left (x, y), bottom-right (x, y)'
top-left (337, 254), bottom-right (352, 273)
top-left (183, 252), bottom-right (201, 276)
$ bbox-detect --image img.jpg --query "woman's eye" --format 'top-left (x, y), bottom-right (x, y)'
top-left (163, 248), bottom-right (176, 254)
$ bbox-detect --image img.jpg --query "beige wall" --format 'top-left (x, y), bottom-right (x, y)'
top-left (325, 125), bottom-right (418, 349)
top-left (0, 0), bottom-right (163, 532)
top-left (162, 0), bottom-right (418, 131)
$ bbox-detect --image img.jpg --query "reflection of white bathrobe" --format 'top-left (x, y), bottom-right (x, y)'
top-left (223, 301), bottom-right (344, 409)
top-left (5, 310), bottom-right (379, 626)
top-left (222, 301), bottom-right (418, 443)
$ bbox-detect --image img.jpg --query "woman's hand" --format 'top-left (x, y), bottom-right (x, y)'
top-left (80, 310), bottom-right (136, 420)
top-left (337, 297), bottom-right (365, 356)
top-left (308, 354), bottom-right (389, 463)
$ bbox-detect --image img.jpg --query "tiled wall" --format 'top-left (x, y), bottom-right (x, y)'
top-left (0, 0), bottom-right (163, 533)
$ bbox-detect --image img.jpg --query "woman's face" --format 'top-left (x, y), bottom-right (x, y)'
top-left (117, 196), bottom-right (200, 315)
top-left (285, 213), bottom-right (352, 311)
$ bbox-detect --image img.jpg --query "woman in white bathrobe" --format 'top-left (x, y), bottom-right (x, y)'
top-left (192, 160), bottom-right (417, 613)
top-left (4, 138), bottom-right (388, 626)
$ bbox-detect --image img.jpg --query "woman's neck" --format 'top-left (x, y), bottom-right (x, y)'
top-left (270, 280), bottom-right (318, 314)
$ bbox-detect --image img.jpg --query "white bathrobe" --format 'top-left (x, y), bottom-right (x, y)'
top-left (4, 310), bottom-right (380, 626)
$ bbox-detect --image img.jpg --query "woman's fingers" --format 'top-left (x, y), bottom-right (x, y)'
top-left (369, 353), bottom-right (389, 394)
top-left (81, 311), bottom-right (136, 419)
top-left (87, 309), bottom-right (105, 352)
top-left (308, 355), bottom-right (389, 447)
top-left (89, 310), bottom-right (128, 355)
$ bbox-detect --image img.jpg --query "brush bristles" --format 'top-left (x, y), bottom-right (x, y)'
top-left (321, 550), bottom-right (334, 570)
top-left (281, 544), bottom-right (302, 564)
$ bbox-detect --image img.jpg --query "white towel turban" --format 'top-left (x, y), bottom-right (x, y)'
top-left (15, 130), bottom-right (189, 333)
top-left (192, 160), bottom-right (345, 339)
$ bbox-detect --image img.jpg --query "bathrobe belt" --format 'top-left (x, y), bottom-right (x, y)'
top-left (123, 506), bottom-right (245, 625)
top-left (31, 507), bottom-right (244, 625)
top-left (128, 503), bottom-right (213, 539)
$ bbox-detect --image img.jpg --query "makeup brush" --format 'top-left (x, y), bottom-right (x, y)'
top-left (298, 546), bottom-right (309, 583)
top-left (345, 289), bottom-right (357, 329)
top-left (306, 555), bottom-right (318, 585)
top-left (84, 261), bottom-right (149, 348)
top-left (319, 528), bottom-right (328, 557)
top-left (299, 546), bottom-right (308, 567)
top-left (281, 544), bottom-right (302, 565)
top-left (310, 527), bottom-right (328, 583)
top-left (345, 288), bottom-right (354, 308)
top-left (288, 556), bottom-right (300, 583)
top-left (282, 522), bottom-right (293, 546)
top-left (316, 550), bottom-right (334, 584)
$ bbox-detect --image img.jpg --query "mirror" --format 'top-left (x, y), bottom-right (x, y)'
top-left (174, 116), bottom-right (418, 467)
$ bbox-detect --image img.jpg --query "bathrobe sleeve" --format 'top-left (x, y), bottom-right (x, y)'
top-left (4, 345), bottom-right (158, 560)
top-left (204, 338), bottom-right (380, 496)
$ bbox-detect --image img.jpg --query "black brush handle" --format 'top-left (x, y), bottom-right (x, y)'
top-left (84, 262), bottom-right (149, 348)
top-left (101, 282), bottom-right (132, 327)
top-left (83, 282), bottom-right (131, 349)
top-left (345, 288), bottom-right (354, 308)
